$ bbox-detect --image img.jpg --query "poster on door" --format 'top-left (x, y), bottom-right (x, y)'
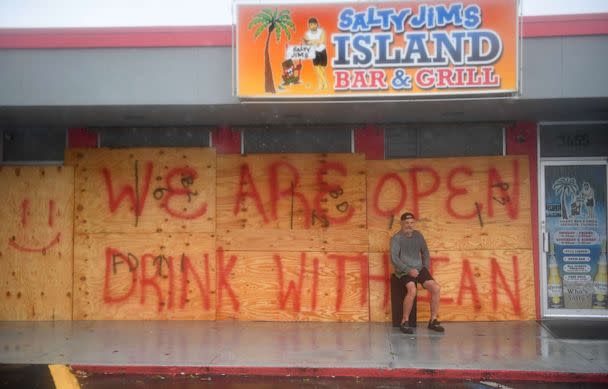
top-left (545, 165), bottom-right (607, 310)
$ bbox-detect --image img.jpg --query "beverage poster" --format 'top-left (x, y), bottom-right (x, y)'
top-left (545, 165), bottom-right (607, 310)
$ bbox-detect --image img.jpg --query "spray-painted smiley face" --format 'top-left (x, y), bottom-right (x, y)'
top-left (8, 198), bottom-right (61, 254)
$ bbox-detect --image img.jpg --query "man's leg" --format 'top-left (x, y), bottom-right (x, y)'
top-left (402, 281), bottom-right (417, 325)
top-left (319, 66), bottom-right (328, 89)
top-left (423, 279), bottom-right (441, 320)
top-left (313, 65), bottom-right (328, 89)
top-left (423, 279), bottom-right (444, 332)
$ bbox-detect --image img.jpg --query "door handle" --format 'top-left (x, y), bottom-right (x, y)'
top-left (542, 232), bottom-right (549, 252)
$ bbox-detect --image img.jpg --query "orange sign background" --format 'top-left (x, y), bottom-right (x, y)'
top-left (236, 0), bottom-right (518, 98)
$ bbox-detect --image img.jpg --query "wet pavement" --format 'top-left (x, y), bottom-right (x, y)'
top-left (1, 321), bottom-right (607, 376)
top-left (0, 365), bottom-right (54, 389)
top-left (0, 321), bottom-right (607, 387)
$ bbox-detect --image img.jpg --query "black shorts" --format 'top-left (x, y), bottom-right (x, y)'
top-left (313, 49), bottom-right (327, 66)
top-left (396, 267), bottom-right (434, 287)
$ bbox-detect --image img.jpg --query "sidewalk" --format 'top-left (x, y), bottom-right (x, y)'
top-left (1, 321), bottom-right (607, 382)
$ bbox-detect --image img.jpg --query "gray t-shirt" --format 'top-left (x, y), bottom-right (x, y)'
top-left (390, 230), bottom-right (430, 278)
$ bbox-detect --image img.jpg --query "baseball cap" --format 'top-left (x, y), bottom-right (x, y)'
top-left (400, 212), bottom-right (415, 221)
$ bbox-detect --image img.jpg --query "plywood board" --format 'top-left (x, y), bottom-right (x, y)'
top-left (66, 148), bottom-right (216, 234)
top-left (217, 229), bottom-right (368, 252)
top-left (369, 249), bottom-right (536, 322)
top-left (0, 166), bottom-right (74, 320)
top-left (367, 156), bottom-right (532, 252)
top-left (74, 232), bottom-right (216, 320)
top-left (217, 154), bottom-right (367, 231)
top-left (368, 252), bottom-right (394, 323)
top-left (216, 250), bottom-right (369, 322)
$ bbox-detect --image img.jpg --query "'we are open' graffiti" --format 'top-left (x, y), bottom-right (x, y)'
top-left (367, 157), bottom-right (534, 321)
top-left (66, 148), bottom-right (216, 320)
top-left (0, 150), bottom-right (534, 321)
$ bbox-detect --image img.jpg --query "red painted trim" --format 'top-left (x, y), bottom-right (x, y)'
top-left (0, 25), bottom-right (232, 49)
top-left (212, 126), bottom-right (241, 154)
top-left (0, 14), bottom-right (606, 49)
top-left (69, 365), bottom-right (608, 383)
top-left (523, 13), bottom-right (608, 38)
top-left (67, 128), bottom-right (98, 148)
top-left (506, 122), bottom-right (540, 320)
top-left (355, 125), bottom-right (384, 160)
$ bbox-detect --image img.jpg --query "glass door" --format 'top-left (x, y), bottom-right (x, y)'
top-left (540, 160), bottom-right (608, 318)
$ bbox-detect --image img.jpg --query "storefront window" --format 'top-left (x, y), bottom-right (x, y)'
top-left (98, 127), bottom-right (210, 148)
top-left (540, 124), bottom-right (608, 158)
top-left (243, 127), bottom-right (352, 153)
top-left (1, 128), bottom-right (66, 162)
top-left (385, 124), bottom-right (504, 158)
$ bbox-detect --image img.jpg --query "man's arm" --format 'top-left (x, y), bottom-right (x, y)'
top-left (390, 235), bottom-right (400, 268)
top-left (390, 235), bottom-right (411, 275)
top-left (419, 232), bottom-right (430, 269)
top-left (302, 32), bottom-right (309, 44)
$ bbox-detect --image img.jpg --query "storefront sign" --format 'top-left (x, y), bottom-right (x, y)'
top-left (235, 0), bottom-right (519, 98)
top-left (545, 165), bottom-right (607, 310)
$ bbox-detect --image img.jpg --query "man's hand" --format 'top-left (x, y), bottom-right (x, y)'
top-left (408, 269), bottom-right (419, 278)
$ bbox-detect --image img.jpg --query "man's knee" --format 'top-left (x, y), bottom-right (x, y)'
top-left (405, 283), bottom-right (417, 297)
top-left (431, 282), bottom-right (440, 294)
top-left (425, 280), bottom-right (440, 294)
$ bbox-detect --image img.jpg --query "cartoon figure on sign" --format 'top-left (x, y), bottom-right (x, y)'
top-left (303, 17), bottom-right (328, 90)
top-left (281, 59), bottom-right (302, 86)
top-left (8, 198), bottom-right (60, 254)
top-left (248, 8), bottom-right (296, 94)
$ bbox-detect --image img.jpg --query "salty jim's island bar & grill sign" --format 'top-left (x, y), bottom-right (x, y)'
top-left (235, 0), bottom-right (519, 98)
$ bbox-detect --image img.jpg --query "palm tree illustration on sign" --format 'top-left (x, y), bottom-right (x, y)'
top-left (552, 177), bottom-right (579, 219)
top-left (248, 8), bottom-right (295, 93)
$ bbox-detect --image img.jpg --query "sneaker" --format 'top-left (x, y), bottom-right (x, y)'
top-left (427, 319), bottom-right (445, 332)
top-left (400, 323), bottom-right (413, 334)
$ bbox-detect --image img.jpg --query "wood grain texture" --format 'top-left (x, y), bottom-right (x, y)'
top-left (1, 153), bottom-right (538, 323)
top-left (0, 166), bottom-right (74, 320)
top-left (217, 154), bottom-right (367, 231)
top-left (367, 156), bottom-right (532, 252)
top-left (216, 251), bottom-right (369, 322)
top-left (369, 249), bottom-right (536, 322)
top-left (368, 252), bottom-right (393, 322)
top-left (74, 232), bottom-right (216, 320)
top-left (217, 229), bottom-right (368, 252)
top-left (66, 148), bottom-right (216, 234)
